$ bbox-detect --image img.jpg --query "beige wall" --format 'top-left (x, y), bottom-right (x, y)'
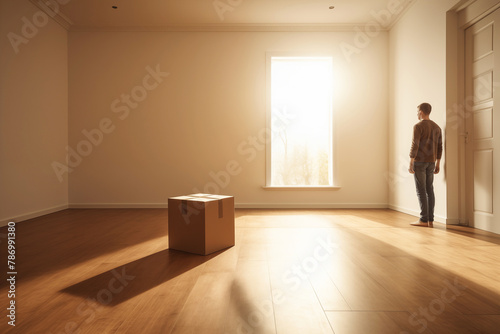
top-left (5, 0), bottom-right (498, 224)
top-left (68, 30), bottom-right (389, 207)
top-left (3, 0), bottom-right (470, 222)
top-left (0, 0), bottom-right (68, 225)
top-left (388, 0), bottom-right (461, 222)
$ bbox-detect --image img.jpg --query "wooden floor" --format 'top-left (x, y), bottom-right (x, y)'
top-left (1, 209), bottom-right (500, 334)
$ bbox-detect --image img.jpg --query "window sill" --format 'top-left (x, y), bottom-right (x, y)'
top-left (262, 186), bottom-right (341, 190)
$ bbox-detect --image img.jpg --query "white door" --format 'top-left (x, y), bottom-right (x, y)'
top-left (465, 9), bottom-right (500, 234)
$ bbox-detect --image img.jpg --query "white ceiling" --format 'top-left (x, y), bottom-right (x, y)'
top-left (33, 0), bottom-right (416, 30)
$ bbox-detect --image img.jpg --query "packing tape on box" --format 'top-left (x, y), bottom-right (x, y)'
top-left (218, 200), bottom-right (223, 219)
top-left (180, 196), bottom-right (224, 219)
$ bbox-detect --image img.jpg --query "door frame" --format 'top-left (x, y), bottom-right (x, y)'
top-left (446, 0), bottom-right (500, 226)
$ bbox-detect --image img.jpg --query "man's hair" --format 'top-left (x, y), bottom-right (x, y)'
top-left (418, 103), bottom-right (432, 115)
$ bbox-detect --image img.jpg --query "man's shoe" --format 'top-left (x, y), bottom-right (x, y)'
top-left (410, 221), bottom-right (429, 227)
top-left (428, 221), bottom-right (434, 228)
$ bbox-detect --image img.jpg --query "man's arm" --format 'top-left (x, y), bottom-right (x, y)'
top-left (435, 127), bottom-right (443, 174)
top-left (409, 158), bottom-right (415, 174)
top-left (409, 124), bottom-right (419, 174)
top-left (434, 159), bottom-right (441, 174)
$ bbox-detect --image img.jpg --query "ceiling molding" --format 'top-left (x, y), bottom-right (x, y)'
top-left (29, 0), bottom-right (418, 33)
top-left (386, 0), bottom-right (418, 29)
top-left (69, 23), bottom-right (391, 33)
top-left (29, 0), bottom-right (73, 30)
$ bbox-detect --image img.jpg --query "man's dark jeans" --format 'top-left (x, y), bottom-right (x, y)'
top-left (413, 162), bottom-right (436, 223)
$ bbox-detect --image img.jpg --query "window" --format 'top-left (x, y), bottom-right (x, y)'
top-left (266, 55), bottom-right (335, 187)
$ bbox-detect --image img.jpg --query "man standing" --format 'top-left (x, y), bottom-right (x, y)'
top-left (409, 103), bottom-right (443, 227)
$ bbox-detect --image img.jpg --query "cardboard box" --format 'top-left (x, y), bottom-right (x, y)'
top-left (168, 193), bottom-right (235, 255)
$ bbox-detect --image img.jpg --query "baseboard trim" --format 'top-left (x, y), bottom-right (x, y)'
top-left (235, 203), bottom-right (389, 209)
top-left (69, 203), bottom-right (168, 209)
top-left (0, 204), bottom-right (69, 227)
top-left (446, 218), bottom-right (462, 225)
top-left (388, 204), bottom-right (419, 217)
top-left (69, 202), bottom-right (388, 210)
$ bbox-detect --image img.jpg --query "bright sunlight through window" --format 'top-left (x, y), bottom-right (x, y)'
top-left (268, 56), bottom-right (334, 187)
